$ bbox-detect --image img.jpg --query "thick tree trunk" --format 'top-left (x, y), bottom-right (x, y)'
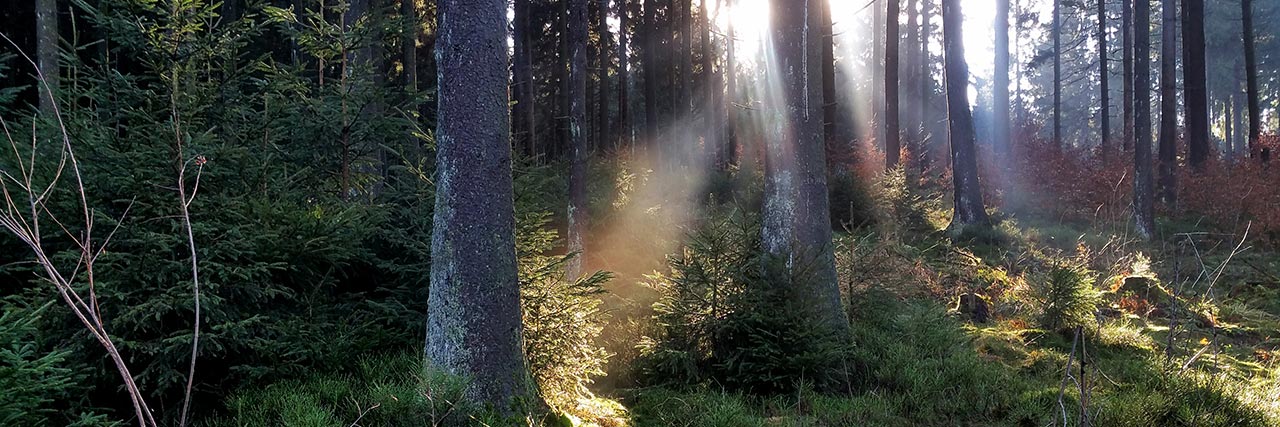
top-left (618, 0), bottom-right (633, 150)
top-left (1122, 0), bottom-right (1135, 152)
top-left (1133, 0), bottom-right (1156, 240)
top-left (429, 0), bottom-right (536, 410)
top-left (994, 0), bottom-right (1011, 160)
top-left (1098, 0), bottom-right (1110, 159)
top-left (513, 0), bottom-right (536, 157)
top-left (598, 0), bottom-right (612, 150)
top-left (1053, 0), bottom-right (1062, 148)
top-left (36, 0), bottom-right (58, 112)
top-left (1241, 0), bottom-right (1261, 157)
top-left (763, 0), bottom-right (849, 336)
top-left (568, 0), bottom-right (590, 278)
top-left (885, 0), bottom-right (901, 169)
top-left (1181, 0), bottom-right (1209, 169)
top-left (1158, 0), bottom-right (1177, 206)
top-left (942, 0), bottom-right (990, 230)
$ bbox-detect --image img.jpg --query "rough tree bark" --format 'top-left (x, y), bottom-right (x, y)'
top-left (568, 0), bottom-right (590, 278)
top-left (1133, 0), bottom-right (1156, 240)
top-left (1158, 0), bottom-right (1177, 205)
top-left (36, 0), bottom-right (58, 113)
top-left (941, 0), bottom-right (990, 231)
top-left (1241, 0), bottom-right (1261, 157)
top-left (429, 0), bottom-right (537, 410)
top-left (763, 0), bottom-right (849, 336)
top-left (995, 0), bottom-right (1011, 159)
top-left (886, 0), bottom-right (902, 168)
top-left (1181, 0), bottom-right (1209, 169)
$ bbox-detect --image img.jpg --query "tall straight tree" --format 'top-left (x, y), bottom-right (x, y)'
top-left (920, 0), bottom-right (934, 151)
top-left (597, 0), bottom-right (612, 149)
top-left (513, 0), bottom-right (537, 156)
top-left (1158, 0), bottom-right (1177, 205)
top-left (1132, 0), bottom-right (1156, 239)
top-left (568, 0), bottom-right (590, 277)
top-left (1241, 0), bottom-right (1261, 157)
top-left (1181, 0), bottom-right (1209, 169)
top-left (873, 0), bottom-right (886, 143)
top-left (994, 0), bottom-right (1011, 159)
top-left (941, 0), bottom-right (990, 231)
top-left (701, 0), bottom-right (720, 165)
top-left (678, 0), bottom-right (693, 118)
top-left (821, 0), bottom-right (838, 157)
top-left (643, 0), bottom-right (659, 145)
top-left (763, 0), bottom-right (849, 336)
top-left (1053, 0), bottom-right (1062, 148)
top-left (725, 0), bottom-right (739, 166)
top-left (617, 0), bottom-right (633, 149)
top-left (1097, 0), bottom-right (1110, 158)
top-left (885, 0), bottom-right (902, 169)
top-left (905, 0), bottom-right (921, 146)
top-left (36, 0), bottom-right (57, 112)
top-left (429, 0), bottom-right (536, 409)
top-left (1122, 0), bottom-right (1135, 152)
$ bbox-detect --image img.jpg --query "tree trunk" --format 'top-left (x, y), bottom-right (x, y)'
top-left (1158, 0), bottom-right (1177, 206)
top-left (1053, 0), bottom-right (1062, 148)
top-left (821, 0), bottom-right (838, 163)
top-left (1232, 65), bottom-right (1245, 159)
top-left (1097, 0), bottom-right (1110, 159)
top-left (618, 0), bottom-right (633, 150)
top-left (725, 0), bottom-right (739, 167)
top-left (763, 0), bottom-right (849, 336)
top-left (885, 0), bottom-right (901, 169)
top-left (994, 0), bottom-right (1011, 160)
top-left (942, 0), bottom-right (990, 230)
top-left (873, 0), bottom-right (886, 144)
top-left (514, 0), bottom-right (536, 157)
top-left (1132, 0), bottom-right (1156, 240)
top-left (643, 0), bottom-right (659, 146)
top-left (921, 0), bottom-right (934, 157)
top-left (1241, 0), bottom-right (1261, 158)
top-left (597, 0), bottom-right (612, 150)
top-left (429, 0), bottom-right (536, 410)
top-left (701, 0), bottom-right (720, 166)
top-left (1122, 0), bottom-right (1135, 152)
top-left (568, 0), bottom-right (590, 278)
top-left (1181, 0), bottom-right (1209, 169)
top-left (905, 0), bottom-right (920, 151)
top-left (36, 0), bottom-right (58, 112)
top-left (679, 0), bottom-right (693, 119)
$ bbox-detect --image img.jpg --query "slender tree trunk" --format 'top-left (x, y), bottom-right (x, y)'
top-left (513, 0), bottom-right (536, 157)
top-left (404, 0), bottom-right (422, 159)
top-left (1227, 90), bottom-right (1236, 162)
top-left (559, 0), bottom-right (572, 158)
top-left (701, 0), bottom-right (719, 166)
top-left (643, 0), bottom-right (659, 146)
top-left (679, 0), bottom-right (693, 119)
top-left (1123, 0), bottom-right (1135, 152)
top-left (942, 0), bottom-right (990, 230)
top-left (885, 0), bottom-right (902, 169)
top-left (725, 0), bottom-right (739, 167)
top-left (598, 0), bottom-right (612, 150)
top-left (1241, 0), bottom-right (1261, 158)
top-left (1232, 64), bottom-right (1245, 159)
top-left (1098, 0), bottom-right (1110, 159)
top-left (821, 0), bottom-right (838, 163)
top-left (1133, 0), bottom-right (1156, 240)
top-left (568, 0), bottom-right (590, 278)
top-left (430, 0), bottom-right (536, 409)
top-left (1158, 0), bottom-right (1178, 205)
top-left (618, 0), bottom-right (633, 150)
top-left (763, 0), bottom-right (849, 336)
top-left (873, 0), bottom-right (886, 144)
top-left (920, 0), bottom-right (934, 156)
top-left (905, 0), bottom-right (920, 150)
top-left (1053, 0), bottom-right (1063, 148)
top-left (995, 0), bottom-right (1011, 160)
top-left (1181, 0), bottom-right (1209, 169)
top-left (36, 0), bottom-right (58, 113)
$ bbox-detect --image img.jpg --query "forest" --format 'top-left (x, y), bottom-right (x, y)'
top-left (1, 0), bottom-right (1279, 425)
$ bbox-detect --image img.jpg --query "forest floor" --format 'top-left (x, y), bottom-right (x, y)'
top-left (569, 160), bottom-right (1280, 427)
